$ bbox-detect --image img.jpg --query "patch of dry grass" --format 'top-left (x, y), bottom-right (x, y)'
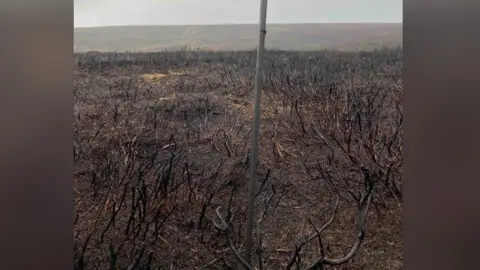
top-left (139, 72), bottom-right (169, 82)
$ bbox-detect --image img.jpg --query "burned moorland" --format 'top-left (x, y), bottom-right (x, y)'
top-left (74, 48), bottom-right (403, 269)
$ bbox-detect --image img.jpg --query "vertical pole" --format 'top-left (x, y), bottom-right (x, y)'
top-left (245, 0), bottom-right (268, 265)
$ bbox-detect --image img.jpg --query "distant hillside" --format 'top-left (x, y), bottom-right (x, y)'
top-left (74, 23), bottom-right (402, 52)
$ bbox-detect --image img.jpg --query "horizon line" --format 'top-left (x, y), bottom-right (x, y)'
top-left (74, 22), bottom-right (402, 29)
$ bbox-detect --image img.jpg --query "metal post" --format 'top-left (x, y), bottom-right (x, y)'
top-left (245, 0), bottom-right (268, 265)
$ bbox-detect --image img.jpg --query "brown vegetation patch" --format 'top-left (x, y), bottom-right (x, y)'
top-left (139, 72), bottom-right (169, 82)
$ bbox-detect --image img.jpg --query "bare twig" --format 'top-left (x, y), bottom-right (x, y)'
top-left (212, 207), bottom-right (253, 270)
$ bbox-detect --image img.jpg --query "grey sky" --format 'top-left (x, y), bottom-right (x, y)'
top-left (74, 0), bottom-right (402, 28)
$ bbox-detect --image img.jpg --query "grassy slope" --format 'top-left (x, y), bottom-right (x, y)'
top-left (74, 23), bottom-right (402, 52)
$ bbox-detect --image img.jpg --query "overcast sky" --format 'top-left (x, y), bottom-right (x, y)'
top-left (74, 0), bottom-right (402, 28)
